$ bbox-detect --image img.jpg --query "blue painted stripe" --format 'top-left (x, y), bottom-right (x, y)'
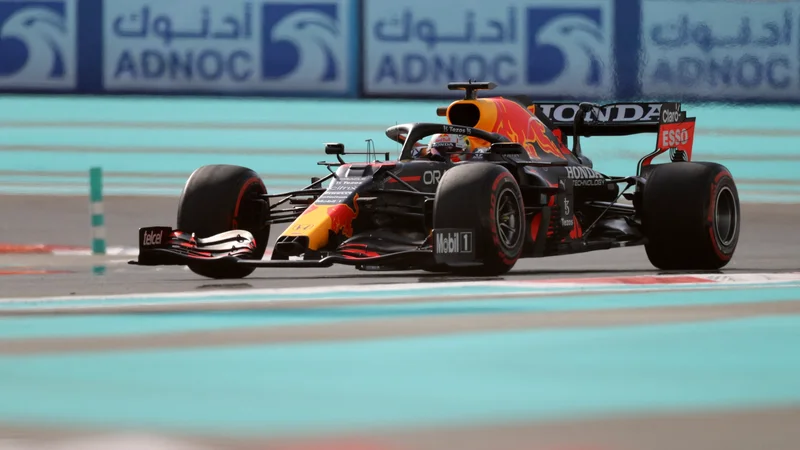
top-left (2, 98), bottom-right (799, 130)
top-left (0, 185), bottom-right (300, 197)
top-left (0, 128), bottom-right (390, 151)
top-left (0, 151), bottom-right (370, 174)
top-left (0, 97), bottom-right (439, 125)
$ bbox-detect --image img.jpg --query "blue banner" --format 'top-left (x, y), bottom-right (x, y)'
top-left (640, 0), bottom-right (800, 101)
top-left (104, 0), bottom-right (356, 95)
top-left (362, 0), bottom-right (618, 99)
top-left (0, 0), bottom-right (359, 97)
top-left (1, 0), bottom-right (799, 103)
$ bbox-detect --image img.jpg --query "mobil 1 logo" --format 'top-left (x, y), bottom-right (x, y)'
top-left (433, 228), bottom-right (475, 264)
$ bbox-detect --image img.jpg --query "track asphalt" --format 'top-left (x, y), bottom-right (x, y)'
top-left (0, 196), bottom-right (798, 296)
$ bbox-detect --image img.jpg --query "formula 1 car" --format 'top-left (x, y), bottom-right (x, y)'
top-left (130, 81), bottom-right (740, 279)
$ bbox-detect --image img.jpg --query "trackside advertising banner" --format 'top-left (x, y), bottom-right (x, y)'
top-left (362, 0), bottom-right (616, 98)
top-left (641, 0), bottom-right (800, 101)
top-left (3, 0), bottom-right (800, 103)
top-left (103, 0), bottom-right (357, 94)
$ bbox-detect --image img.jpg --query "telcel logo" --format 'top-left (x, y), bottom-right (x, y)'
top-left (143, 230), bottom-right (163, 246)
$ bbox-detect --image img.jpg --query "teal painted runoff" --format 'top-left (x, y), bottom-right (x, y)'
top-left (0, 315), bottom-right (799, 437)
top-left (2, 96), bottom-right (800, 200)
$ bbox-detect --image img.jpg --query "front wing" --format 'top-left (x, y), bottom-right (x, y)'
top-left (129, 227), bottom-right (481, 270)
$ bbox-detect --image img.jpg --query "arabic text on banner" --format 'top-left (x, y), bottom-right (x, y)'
top-left (641, 0), bottom-right (800, 100)
top-left (103, 0), bottom-right (354, 93)
top-left (0, 0), bottom-right (78, 89)
top-left (363, 0), bottom-right (615, 97)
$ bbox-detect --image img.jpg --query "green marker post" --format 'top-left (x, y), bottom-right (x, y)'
top-left (89, 167), bottom-right (106, 255)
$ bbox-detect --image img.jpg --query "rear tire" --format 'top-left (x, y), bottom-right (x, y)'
top-left (433, 163), bottom-right (526, 276)
top-left (641, 161), bottom-right (740, 270)
top-left (177, 164), bottom-right (270, 279)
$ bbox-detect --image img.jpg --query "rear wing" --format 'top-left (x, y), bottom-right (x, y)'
top-left (539, 102), bottom-right (663, 136)
top-left (512, 98), bottom-right (677, 136)
top-left (516, 98), bottom-right (697, 171)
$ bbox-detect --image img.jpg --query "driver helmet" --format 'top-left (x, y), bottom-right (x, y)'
top-left (416, 133), bottom-right (473, 162)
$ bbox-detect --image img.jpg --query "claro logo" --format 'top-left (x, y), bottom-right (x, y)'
top-left (661, 128), bottom-right (689, 148)
top-left (661, 108), bottom-right (681, 124)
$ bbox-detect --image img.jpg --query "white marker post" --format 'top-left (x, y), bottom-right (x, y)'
top-left (89, 167), bottom-right (106, 255)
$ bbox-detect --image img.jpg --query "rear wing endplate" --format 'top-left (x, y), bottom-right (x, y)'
top-left (514, 98), bottom-right (697, 174)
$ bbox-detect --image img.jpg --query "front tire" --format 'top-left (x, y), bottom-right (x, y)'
top-left (433, 163), bottom-right (526, 276)
top-left (641, 161), bottom-right (740, 270)
top-left (177, 164), bottom-right (270, 279)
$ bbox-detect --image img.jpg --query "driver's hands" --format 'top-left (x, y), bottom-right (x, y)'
top-left (427, 149), bottom-right (447, 162)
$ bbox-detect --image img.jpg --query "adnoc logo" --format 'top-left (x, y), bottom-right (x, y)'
top-left (0, 0), bottom-right (76, 88)
top-left (261, 2), bottom-right (344, 84)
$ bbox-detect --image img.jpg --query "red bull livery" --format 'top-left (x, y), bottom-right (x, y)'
top-left (131, 81), bottom-right (741, 279)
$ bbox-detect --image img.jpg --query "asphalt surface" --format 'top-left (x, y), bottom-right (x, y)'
top-left (1, 195), bottom-right (800, 450)
top-left (0, 195), bottom-right (798, 298)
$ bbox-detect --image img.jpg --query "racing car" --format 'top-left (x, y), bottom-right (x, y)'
top-left (130, 81), bottom-right (740, 279)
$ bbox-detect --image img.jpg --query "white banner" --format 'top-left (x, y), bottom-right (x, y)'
top-left (363, 0), bottom-right (615, 97)
top-left (641, 1), bottom-right (800, 100)
top-left (0, 0), bottom-right (77, 89)
top-left (103, 0), bottom-right (353, 93)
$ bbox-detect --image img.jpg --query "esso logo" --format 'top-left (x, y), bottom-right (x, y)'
top-left (423, 170), bottom-right (442, 185)
top-left (661, 129), bottom-right (689, 148)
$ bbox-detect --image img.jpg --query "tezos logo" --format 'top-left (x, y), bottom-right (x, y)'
top-left (143, 230), bottom-right (163, 246)
top-left (443, 125), bottom-right (469, 135)
top-left (526, 7), bottom-right (606, 86)
top-left (261, 2), bottom-right (341, 83)
top-left (0, 0), bottom-right (73, 87)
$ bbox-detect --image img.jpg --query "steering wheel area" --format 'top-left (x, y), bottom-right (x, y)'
top-left (386, 123), bottom-right (511, 161)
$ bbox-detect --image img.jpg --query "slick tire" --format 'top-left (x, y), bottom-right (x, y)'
top-left (641, 161), bottom-right (740, 271)
top-left (177, 164), bottom-right (270, 279)
top-left (433, 163), bottom-right (526, 276)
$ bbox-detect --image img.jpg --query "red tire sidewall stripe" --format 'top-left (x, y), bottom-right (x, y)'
top-left (489, 172), bottom-right (523, 265)
top-left (233, 177), bottom-right (266, 230)
top-left (707, 170), bottom-right (734, 261)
